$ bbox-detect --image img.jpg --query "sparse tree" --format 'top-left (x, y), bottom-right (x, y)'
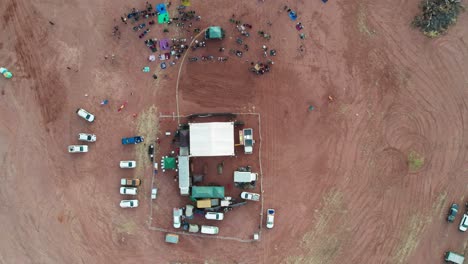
top-left (413, 0), bottom-right (464, 37)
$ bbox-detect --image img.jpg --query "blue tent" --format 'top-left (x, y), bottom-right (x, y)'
top-left (289, 11), bottom-right (297, 21)
top-left (156, 3), bottom-right (167, 14)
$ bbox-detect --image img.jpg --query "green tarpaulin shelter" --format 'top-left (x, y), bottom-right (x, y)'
top-left (158, 13), bottom-right (170, 24)
top-left (191, 186), bottom-right (225, 199)
top-left (163, 157), bottom-right (176, 169)
top-left (205, 26), bottom-right (225, 39)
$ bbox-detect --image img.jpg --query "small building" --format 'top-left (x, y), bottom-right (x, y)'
top-left (189, 122), bottom-right (235, 157)
top-left (178, 156), bottom-right (190, 195)
top-left (165, 233), bottom-right (179, 244)
top-left (205, 26), bottom-right (225, 40)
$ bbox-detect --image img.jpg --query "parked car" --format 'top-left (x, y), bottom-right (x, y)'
top-left (120, 160), bottom-right (136, 168)
top-left (68, 145), bottom-right (88, 153)
top-left (183, 223), bottom-right (199, 233)
top-left (240, 191), bottom-right (261, 201)
top-left (78, 133), bottom-right (96, 142)
top-left (459, 214), bottom-right (468, 232)
top-left (447, 203), bottom-right (459, 222)
top-left (173, 208), bottom-right (182, 228)
top-left (201, 225), bottom-right (219, 235)
top-left (122, 136), bottom-right (144, 145)
top-left (151, 188), bottom-right (158, 200)
top-left (76, 108), bottom-right (95, 122)
top-left (205, 212), bottom-right (224, 220)
top-left (120, 178), bottom-right (141, 186)
top-left (266, 209), bottom-right (275, 229)
top-left (120, 187), bottom-right (138, 195)
top-left (148, 144), bottom-right (154, 162)
top-left (120, 200), bottom-right (139, 208)
top-left (185, 205), bottom-right (194, 219)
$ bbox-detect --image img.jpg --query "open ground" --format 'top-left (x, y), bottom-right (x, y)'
top-left (0, 0), bottom-right (467, 263)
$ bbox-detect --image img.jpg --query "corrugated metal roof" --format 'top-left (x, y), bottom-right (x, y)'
top-left (178, 156), bottom-right (190, 192)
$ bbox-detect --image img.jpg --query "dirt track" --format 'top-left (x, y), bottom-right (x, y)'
top-left (1, 0), bottom-right (467, 263)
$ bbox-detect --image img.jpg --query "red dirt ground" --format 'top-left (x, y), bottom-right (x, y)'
top-left (1, 0), bottom-right (467, 263)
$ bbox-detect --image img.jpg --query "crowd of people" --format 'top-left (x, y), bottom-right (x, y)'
top-left (115, 2), bottom-right (286, 78)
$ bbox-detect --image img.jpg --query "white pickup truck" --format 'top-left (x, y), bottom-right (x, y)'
top-left (241, 192), bottom-right (260, 201)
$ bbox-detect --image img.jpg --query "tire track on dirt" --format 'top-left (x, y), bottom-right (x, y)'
top-left (338, 0), bottom-right (468, 262)
top-left (3, 0), bottom-right (66, 125)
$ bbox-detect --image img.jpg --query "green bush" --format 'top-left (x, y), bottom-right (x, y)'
top-left (413, 0), bottom-right (464, 37)
top-left (408, 151), bottom-right (425, 171)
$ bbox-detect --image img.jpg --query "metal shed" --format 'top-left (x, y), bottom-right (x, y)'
top-left (178, 156), bottom-right (190, 195)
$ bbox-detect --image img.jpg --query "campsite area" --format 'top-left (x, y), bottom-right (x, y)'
top-left (0, 0), bottom-right (467, 263)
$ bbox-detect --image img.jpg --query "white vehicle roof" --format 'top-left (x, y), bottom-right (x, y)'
top-left (205, 212), bottom-right (224, 220)
top-left (234, 171), bottom-right (257, 182)
top-left (120, 200), bottom-right (138, 208)
top-left (120, 187), bottom-right (137, 195)
top-left (120, 161), bottom-right (136, 168)
top-left (78, 133), bottom-right (96, 141)
top-left (266, 209), bottom-right (275, 228)
top-left (459, 214), bottom-right (468, 231)
top-left (241, 191), bottom-right (260, 199)
top-left (68, 145), bottom-right (88, 152)
top-left (201, 225), bottom-right (219, 234)
top-left (77, 108), bottom-right (95, 122)
top-left (185, 205), bottom-right (194, 217)
top-left (173, 208), bottom-right (182, 228)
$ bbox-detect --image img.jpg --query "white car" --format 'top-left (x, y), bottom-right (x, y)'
top-left (185, 205), bottom-right (194, 219)
top-left (76, 108), bottom-right (95, 122)
top-left (266, 209), bottom-right (275, 229)
top-left (68, 145), bottom-right (88, 153)
top-left (120, 161), bottom-right (136, 168)
top-left (173, 208), bottom-right (182, 228)
top-left (120, 187), bottom-right (137, 195)
top-left (120, 200), bottom-right (139, 208)
top-left (78, 133), bottom-right (96, 142)
top-left (240, 191), bottom-right (261, 201)
top-left (205, 212), bottom-right (224, 220)
top-left (459, 214), bottom-right (468, 232)
top-left (201, 225), bottom-right (219, 235)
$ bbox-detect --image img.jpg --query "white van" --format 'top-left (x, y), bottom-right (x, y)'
top-left (234, 171), bottom-right (258, 183)
top-left (201, 225), bottom-right (219, 235)
top-left (444, 251), bottom-right (464, 264)
top-left (205, 212), bottom-right (224, 220)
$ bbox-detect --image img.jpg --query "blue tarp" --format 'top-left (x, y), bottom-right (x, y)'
top-left (156, 3), bottom-right (167, 14)
top-left (289, 11), bottom-right (297, 21)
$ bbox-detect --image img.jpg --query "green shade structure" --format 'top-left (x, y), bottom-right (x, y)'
top-left (158, 13), bottom-right (170, 24)
top-left (163, 157), bottom-right (176, 169)
top-left (205, 26), bottom-right (225, 40)
top-left (191, 186), bottom-right (225, 199)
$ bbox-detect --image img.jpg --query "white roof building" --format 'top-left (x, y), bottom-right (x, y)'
top-left (178, 156), bottom-right (190, 195)
top-left (189, 122), bottom-right (235, 157)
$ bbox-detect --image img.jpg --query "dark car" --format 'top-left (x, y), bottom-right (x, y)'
top-left (148, 144), bottom-right (154, 162)
top-left (447, 203), bottom-right (459, 222)
top-left (122, 136), bottom-right (144, 145)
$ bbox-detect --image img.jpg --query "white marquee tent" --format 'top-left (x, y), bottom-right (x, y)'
top-left (189, 122), bottom-right (235, 157)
